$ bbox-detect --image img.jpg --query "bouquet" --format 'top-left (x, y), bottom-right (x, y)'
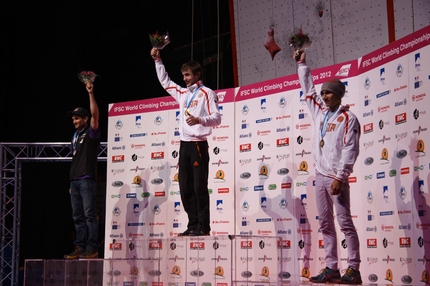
top-left (78, 71), bottom-right (97, 84)
top-left (289, 27), bottom-right (312, 59)
top-left (149, 31), bottom-right (171, 50)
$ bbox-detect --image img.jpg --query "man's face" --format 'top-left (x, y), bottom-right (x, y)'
top-left (72, 115), bottom-right (88, 130)
top-left (321, 90), bottom-right (341, 110)
top-left (182, 69), bottom-right (200, 87)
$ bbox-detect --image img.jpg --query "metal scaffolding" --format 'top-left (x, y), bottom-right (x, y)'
top-left (0, 142), bottom-right (107, 285)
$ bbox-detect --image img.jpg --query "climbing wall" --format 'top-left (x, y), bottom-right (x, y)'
top-left (232, 0), bottom-right (430, 85)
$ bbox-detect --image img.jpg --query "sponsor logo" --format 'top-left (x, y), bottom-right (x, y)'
top-left (376, 90), bottom-right (390, 99)
top-left (363, 123), bottom-right (373, 134)
top-left (276, 138), bottom-right (289, 147)
top-left (111, 181), bottom-right (123, 187)
top-left (239, 143), bottom-right (251, 152)
top-left (240, 172), bottom-right (251, 179)
top-left (112, 155), bottom-right (124, 163)
top-left (367, 238), bottom-right (377, 248)
top-left (151, 152), bottom-right (164, 160)
top-left (399, 237), bottom-right (411, 247)
top-left (395, 112), bottom-right (407, 125)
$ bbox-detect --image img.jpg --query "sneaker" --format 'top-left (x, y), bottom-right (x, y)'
top-left (189, 230), bottom-right (210, 236)
top-left (337, 267), bottom-right (362, 284)
top-left (64, 246), bottom-right (84, 259)
top-left (79, 249), bottom-right (98, 259)
top-left (178, 229), bottom-right (196, 236)
top-left (309, 267), bottom-right (341, 283)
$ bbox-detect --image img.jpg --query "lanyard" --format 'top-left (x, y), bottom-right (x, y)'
top-left (73, 130), bottom-right (83, 151)
top-left (320, 108), bottom-right (338, 139)
top-left (186, 84), bottom-right (204, 109)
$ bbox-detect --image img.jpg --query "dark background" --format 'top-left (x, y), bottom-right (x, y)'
top-left (1, 0), bottom-right (234, 143)
top-left (2, 0), bottom-right (234, 265)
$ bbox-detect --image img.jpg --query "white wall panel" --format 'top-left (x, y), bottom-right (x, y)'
top-left (412, 0), bottom-right (430, 30)
top-left (287, 0), bottom-right (335, 81)
top-left (394, 0), bottom-right (414, 39)
top-left (233, 0), bottom-right (293, 85)
top-left (233, 0), bottom-right (430, 86)
top-left (331, 1), bottom-right (389, 62)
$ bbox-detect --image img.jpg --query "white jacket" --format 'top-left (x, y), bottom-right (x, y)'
top-left (155, 61), bottom-right (221, 141)
top-left (298, 63), bottom-right (360, 183)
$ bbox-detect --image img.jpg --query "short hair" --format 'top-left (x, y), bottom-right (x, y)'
top-left (181, 60), bottom-right (204, 80)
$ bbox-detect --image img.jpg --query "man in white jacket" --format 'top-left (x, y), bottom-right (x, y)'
top-left (151, 48), bottom-right (221, 236)
top-left (295, 50), bottom-right (362, 284)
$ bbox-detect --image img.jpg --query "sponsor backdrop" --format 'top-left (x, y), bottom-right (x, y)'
top-left (104, 25), bottom-right (430, 285)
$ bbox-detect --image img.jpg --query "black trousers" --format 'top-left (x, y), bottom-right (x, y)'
top-left (178, 140), bottom-right (210, 233)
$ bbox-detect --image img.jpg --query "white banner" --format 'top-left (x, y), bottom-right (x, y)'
top-left (103, 25), bottom-right (430, 285)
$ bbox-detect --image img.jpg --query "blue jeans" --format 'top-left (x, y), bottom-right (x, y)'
top-left (70, 178), bottom-right (99, 251)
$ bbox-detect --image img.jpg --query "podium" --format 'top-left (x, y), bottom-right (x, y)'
top-left (24, 235), bottom-right (284, 285)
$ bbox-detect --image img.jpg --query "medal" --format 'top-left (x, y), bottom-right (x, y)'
top-left (319, 108), bottom-right (338, 149)
top-left (185, 109), bottom-right (191, 116)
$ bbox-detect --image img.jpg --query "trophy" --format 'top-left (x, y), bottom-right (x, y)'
top-left (289, 27), bottom-right (312, 60)
top-left (149, 31), bottom-right (171, 50)
top-left (78, 71), bottom-right (97, 84)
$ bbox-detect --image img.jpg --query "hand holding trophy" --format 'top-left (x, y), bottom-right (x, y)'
top-left (289, 27), bottom-right (312, 61)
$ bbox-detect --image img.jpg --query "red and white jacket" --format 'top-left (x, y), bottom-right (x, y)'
top-left (298, 63), bottom-right (361, 183)
top-left (155, 61), bottom-right (221, 141)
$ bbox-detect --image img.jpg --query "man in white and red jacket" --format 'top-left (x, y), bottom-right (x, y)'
top-left (151, 48), bottom-right (221, 237)
top-left (295, 50), bottom-right (362, 284)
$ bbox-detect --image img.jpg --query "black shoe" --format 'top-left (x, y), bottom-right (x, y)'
top-left (309, 267), bottom-right (341, 283)
top-left (336, 267), bottom-right (362, 284)
top-left (178, 229), bottom-right (195, 236)
top-left (189, 230), bottom-right (210, 236)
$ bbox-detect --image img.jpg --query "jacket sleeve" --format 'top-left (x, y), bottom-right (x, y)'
top-left (298, 63), bottom-right (324, 120)
top-left (336, 114), bottom-right (361, 181)
top-left (155, 60), bottom-right (186, 101)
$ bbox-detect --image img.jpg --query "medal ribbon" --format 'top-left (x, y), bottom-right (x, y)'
top-left (186, 84), bottom-right (204, 109)
top-left (73, 130), bottom-right (81, 151)
top-left (320, 108), bottom-right (338, 139)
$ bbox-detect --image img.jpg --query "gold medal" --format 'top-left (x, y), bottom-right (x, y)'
top-left (185, 109), bottom-right (190, 116)
top-left (320, 139), bottom-right (324, 148)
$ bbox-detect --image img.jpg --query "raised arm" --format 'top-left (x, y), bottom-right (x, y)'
top-left (86, 82), bottom-right (99, 130)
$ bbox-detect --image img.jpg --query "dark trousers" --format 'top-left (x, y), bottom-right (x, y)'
top-left (179, 140), bottom-right (210, 233)
top-left (70, 178), bottom-right (99, 251)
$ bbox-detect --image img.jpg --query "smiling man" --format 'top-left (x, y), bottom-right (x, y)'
top-left (150, 48), bottom-right (221, 237)
top-left (294, 50), bottom-right (362, 284)
top-left (64, 81), bottom-right (100, 259)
